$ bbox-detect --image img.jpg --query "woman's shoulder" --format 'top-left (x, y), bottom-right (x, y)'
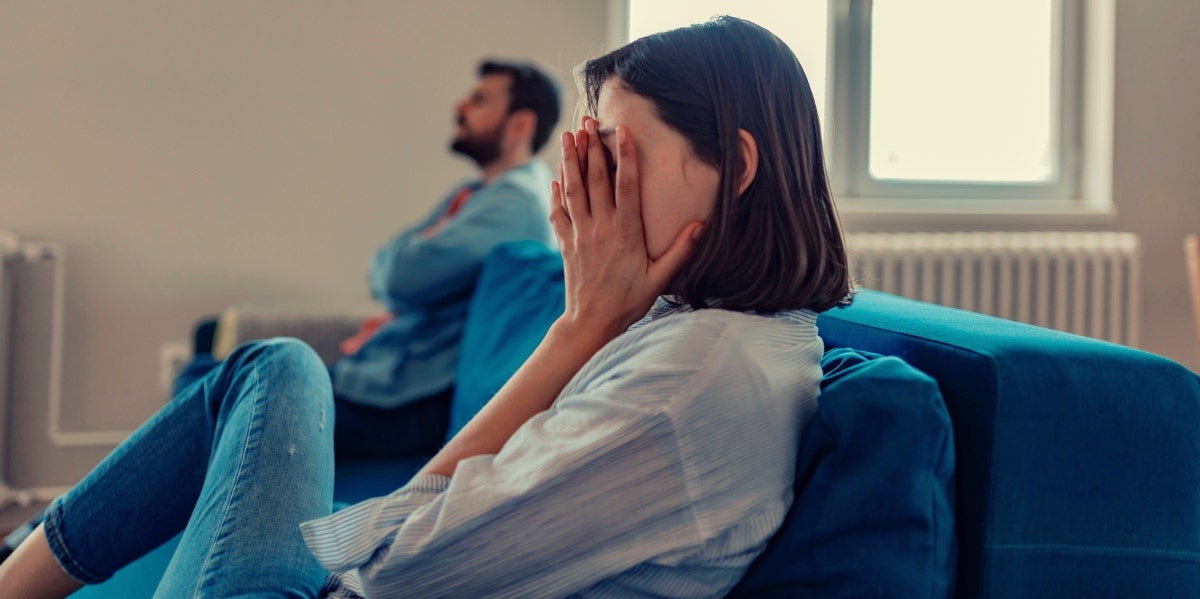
top-left (631, 303), bottom-right (820, 353)
top-left (572, 305), bottom-right (822, 407)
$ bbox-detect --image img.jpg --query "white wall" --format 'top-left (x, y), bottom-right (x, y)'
top-left (1, 0), bottom-right (1198, 488)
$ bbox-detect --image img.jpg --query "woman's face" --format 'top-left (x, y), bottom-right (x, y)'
top-left (594, 80), bottom-right (719, 260)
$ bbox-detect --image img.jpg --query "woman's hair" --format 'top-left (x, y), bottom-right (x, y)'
top-left (581, 16), bottom-right (852, 313)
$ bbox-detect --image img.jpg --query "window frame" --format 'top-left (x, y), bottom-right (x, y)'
top-left (830, 0), bottom-right (1080, 201)
top-left (610, 0), bottom-right (1115, 224)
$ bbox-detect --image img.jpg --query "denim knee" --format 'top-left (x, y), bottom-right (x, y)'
top-left (221, 338), bottom-right (334, 416)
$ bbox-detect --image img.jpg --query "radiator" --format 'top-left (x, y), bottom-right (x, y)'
top-left (845, 232), bottom-right (1141, 346)
top-left (0, 233), bottom-right (115, 508)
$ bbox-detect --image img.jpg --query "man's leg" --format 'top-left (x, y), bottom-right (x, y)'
top-left (2, 338), bottom-right (333, 597)
top-left (332, 388), bottom-right (453, 460)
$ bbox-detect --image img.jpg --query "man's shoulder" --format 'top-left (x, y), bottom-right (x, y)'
top-left (486, 160), bottom-right (552, 197)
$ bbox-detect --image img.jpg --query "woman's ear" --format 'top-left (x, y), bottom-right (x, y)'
top-left (735, 129), bottom-right (759, 196)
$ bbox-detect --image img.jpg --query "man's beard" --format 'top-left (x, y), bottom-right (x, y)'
top-left (450, 126), bottom-right (503, 168)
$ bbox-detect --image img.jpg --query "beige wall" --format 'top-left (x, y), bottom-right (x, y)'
top-left (1, 1), bottom-right (1198, 487)
top-left (1110, 0), bottom-right (1200, 374)
top-left (0, 0), bottom-right (609, 486)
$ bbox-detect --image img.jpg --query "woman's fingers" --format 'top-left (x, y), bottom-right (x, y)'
top-left (613, 126), bottom-right (643, 238)
top-left (583, 117), bottom-right (614, 218)
top-left (575, 125), bottom-right (589, 180)
top-left (559, 131), bottom-right (590, 221)
top-left (548, 180), bottom-right (573, 249)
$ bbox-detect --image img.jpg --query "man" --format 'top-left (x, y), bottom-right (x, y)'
top-left (330, 59), bottom-right (560, 458)
top-left (0, 59), bottom-right (560, 564)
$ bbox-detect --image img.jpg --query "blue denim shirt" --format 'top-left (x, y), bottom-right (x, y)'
top-left (331, 160), bottom-right (554, 408)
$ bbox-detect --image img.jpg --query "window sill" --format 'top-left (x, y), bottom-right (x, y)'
top-left (836, 197), bottom-right (1116, 229)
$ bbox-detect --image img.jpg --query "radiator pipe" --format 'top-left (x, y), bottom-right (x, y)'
top-left (22, 242), bottom-right (134, 447)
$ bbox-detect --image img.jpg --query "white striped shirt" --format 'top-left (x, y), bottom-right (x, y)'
top-left (302, 297), bottom-right (824, 598)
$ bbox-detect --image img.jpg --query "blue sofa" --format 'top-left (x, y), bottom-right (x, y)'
top-left (74, 241), bottom-right (1200, 598)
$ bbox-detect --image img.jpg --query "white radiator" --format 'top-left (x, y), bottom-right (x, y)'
top-left (0, 233), bottom-right (115, 508)
top-left (845, 232), bottom-right (1141, 346)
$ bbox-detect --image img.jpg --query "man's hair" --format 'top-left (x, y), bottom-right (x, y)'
top-left (581, 16), bottom-right (852, 313)
top-left (480, 60), bottom-right (562, 154)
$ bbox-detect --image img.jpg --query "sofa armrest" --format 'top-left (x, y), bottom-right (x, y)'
top-left (212, 301), bottom-right (381, 366)
top-left (817, 290), bottom-right (1200, 597)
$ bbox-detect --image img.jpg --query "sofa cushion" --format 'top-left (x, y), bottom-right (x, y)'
top-left (448, 241), bottom-right (564, 440)
top-left (730, 347), bottom-right (957, 598)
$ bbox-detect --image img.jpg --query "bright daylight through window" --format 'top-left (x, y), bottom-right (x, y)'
top-left (625, 0), bottom-right (1087, 206)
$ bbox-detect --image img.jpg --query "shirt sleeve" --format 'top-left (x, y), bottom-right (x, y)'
top-left (300, 378), bottom-right (705, 598)
top-left (367, 180), bottom-right (541, 312)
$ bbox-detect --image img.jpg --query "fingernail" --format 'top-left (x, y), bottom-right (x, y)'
top-left (561, 131), bottom-right (571, 147)
top-left (585, 119), bottom-right (596, 134)
top-left (617, 126), bottom-right (626, 145)
top-left (692, 224), bottom-right (705, 240)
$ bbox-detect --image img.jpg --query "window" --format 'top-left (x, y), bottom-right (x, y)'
top-left (618, 0), bottom-right (1113, 217)
top-left (628, 1), bottom-right (829, 126)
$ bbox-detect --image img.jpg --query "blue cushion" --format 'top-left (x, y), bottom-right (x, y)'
top-left (333, 456), bottom-right (431, 506)
top-left (447, 241), bottom-right (564, 440)
top-left (731, 347), bottom-right (957, 598)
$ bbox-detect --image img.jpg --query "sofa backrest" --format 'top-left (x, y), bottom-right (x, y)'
top-left (818, 290), bottom-right (1200, 598)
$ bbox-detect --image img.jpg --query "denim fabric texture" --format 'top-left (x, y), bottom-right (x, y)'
top-left (172, 354), bottom-right (450, 460)
top-left (47, 338), bottom-right (335, 597)
top-left (332, 160), bottom-right (556, 409)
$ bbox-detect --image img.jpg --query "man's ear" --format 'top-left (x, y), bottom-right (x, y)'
top-left (735, 129), bottom-right (759, 196)
top-left (506, 109), bottom-right (538, 148)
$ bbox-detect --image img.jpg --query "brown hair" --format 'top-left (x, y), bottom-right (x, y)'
top-left (480, 59), bottom-right (561, 153)
top-left (581, 16), bottom-right (852, 312)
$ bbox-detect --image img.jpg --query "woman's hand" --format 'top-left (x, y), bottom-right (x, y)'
top-left (550, 118), bottom-right (703, 342)
top-left (418, 120), bottom-right (702, 478)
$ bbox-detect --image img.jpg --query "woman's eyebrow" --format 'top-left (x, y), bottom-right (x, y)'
top-left (596, 127), bottom-right (616, 140)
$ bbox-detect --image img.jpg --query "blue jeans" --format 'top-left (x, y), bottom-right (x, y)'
top-left (175, 353), bottom-right (452, 460)
top-left (44, 338), bottom-right (335, 597)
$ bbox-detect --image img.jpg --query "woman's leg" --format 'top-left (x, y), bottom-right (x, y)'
top-left (1, 338), bottom-right (334, 598)
top-left (0, 527), bottom-right (81, 599)
top-left (154, 338), bottom-right (335, 597)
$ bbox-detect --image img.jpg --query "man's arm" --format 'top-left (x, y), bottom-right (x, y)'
top-left (368, 181), bottom-right (541, 311)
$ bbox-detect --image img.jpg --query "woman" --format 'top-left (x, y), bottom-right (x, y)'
top-left (0, 15), bottom-right (850, 599)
